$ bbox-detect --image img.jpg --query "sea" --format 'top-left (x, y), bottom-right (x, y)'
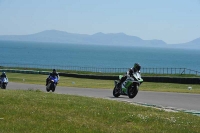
top-left (0, 40), bottom-right (200, 72)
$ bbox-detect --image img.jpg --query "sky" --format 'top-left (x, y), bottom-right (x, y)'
top-left (0, 0), bottom-right (200, 44)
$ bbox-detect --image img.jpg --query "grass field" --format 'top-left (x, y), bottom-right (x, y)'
top-left (1, 70), bottom-right (200, 132)
top-left (0, 89), bottom-right (200, 133)
top-left (6, 72), bottom-right (200, 94)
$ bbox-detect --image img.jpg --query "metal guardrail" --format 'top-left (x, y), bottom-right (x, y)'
top-left (0, 63), bottom-right (200, 75)
top-left (0, 69), bottom-right (49, 75)
top-left (0, 69), bottom-right (199, 84)
top-left (142, 68), bottom-right (200, 76)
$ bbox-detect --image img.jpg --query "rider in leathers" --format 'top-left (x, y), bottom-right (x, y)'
top-left (46, 69), bottom-right (60, 86)
top-left (117, 63), bottom-right (141, 87)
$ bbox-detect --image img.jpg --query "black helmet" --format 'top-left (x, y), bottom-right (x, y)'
top-left (2, 72), bottom-right (6, 75)
top-left (52, 69), bottom-right (56, 73)
top-left (133, 63), bottom-right (141, 71)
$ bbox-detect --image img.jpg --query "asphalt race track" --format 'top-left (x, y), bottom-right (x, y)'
top-left (5, 82), bottom-right (200, 114)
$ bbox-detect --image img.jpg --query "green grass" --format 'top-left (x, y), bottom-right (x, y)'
top-left (0, 89), bottom-right (200, 133)
top-left (6, 72), bottom-right (200, 93)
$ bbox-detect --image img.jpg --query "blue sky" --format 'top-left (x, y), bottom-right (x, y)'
top-left (0, 0), bottom-right (200, 44)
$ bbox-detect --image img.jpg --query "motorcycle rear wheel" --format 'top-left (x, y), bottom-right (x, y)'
top-left (113, 85), bottom-right (120, 97)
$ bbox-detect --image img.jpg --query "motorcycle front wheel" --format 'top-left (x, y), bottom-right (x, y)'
top-left (50, 83), bottom-right (55, 92)
top-left (2, 83), bottom-right (7, 89)
top-left (127, 84), bottom-right (138, 98)
top-left (52, 86), bottom-right (55, 92)
top-left (46, 83), bottom-right (51, 92)
top-left (46, 87), bottom-right (50, 92)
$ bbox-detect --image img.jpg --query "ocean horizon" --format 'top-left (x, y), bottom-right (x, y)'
top-left (1, 40), bottom-right (200, 72)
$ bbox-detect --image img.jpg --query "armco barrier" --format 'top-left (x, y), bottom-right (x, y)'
top-left (0, 69), bottom-right (49, 75)
top-left (142, 76), bottom-right (200, 84)
top-left (59, 73), bottom-right (117, 80)
top-left (1, 69), bottom-right (200, 84)
top-left (59, 73), bottom-right (200, 84)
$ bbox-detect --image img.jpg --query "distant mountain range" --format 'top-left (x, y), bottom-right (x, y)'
top-left (0, 30), bottom-right (199, 49)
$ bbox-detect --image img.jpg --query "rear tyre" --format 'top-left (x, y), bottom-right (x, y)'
top-left (128, 84), bottom-right (138, 98)
top-left (113, 85), bottom-right (120, 97)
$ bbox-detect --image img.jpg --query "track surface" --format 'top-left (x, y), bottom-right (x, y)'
top-left (6, 82), bottom-right (200, 112)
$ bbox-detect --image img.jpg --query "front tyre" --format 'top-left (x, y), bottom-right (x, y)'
top-left (128, 84), bottom-right (138, 98)
top-left (52, 84), bottom-right (56, 92)
top-left (2, 83), bottom-right (7, 89)
top-left (50, 83), bottom-right (55, 92)
top-left (46, 87), bottom-right (50, 92)
top-left (46, 83), bottom-right (50, 92)
top-left (113, 85), bottom-right (120, 97)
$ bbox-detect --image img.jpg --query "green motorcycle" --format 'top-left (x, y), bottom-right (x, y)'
top-left (113, 71), bottom-right (143, 98)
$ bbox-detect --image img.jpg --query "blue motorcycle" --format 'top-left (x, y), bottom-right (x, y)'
top-left (0, 77), bottom-right (9, 89)
top-left (46, 76), bottom-right (58, 92)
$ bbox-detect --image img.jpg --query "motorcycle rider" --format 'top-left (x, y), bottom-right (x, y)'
top-left (0, 72), bottom-right (7, 78)
top-left (117, 63), bottom-right (141, 88)
top-left (46, 69), bottom-right (60, 86)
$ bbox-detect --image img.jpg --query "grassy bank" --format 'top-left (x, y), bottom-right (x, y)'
top-left (0, 89), bottom-right (199, 133)
top-left (6, 72), bottom-right (200, 93)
